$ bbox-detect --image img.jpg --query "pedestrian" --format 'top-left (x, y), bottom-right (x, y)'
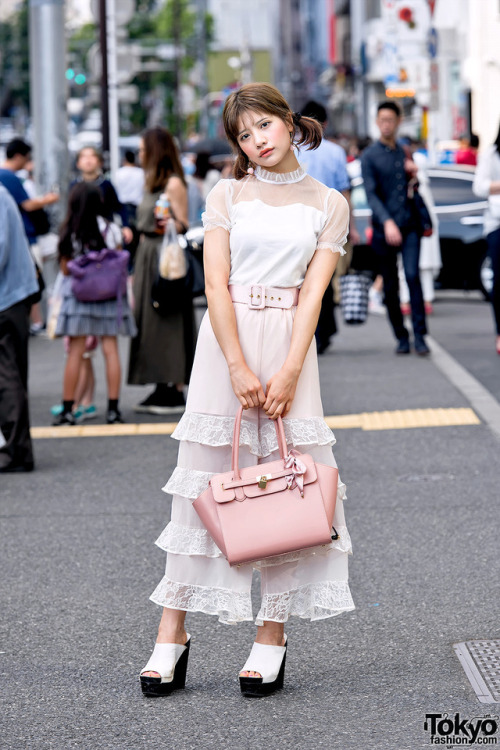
top-left (114, 149), bottom-right (144, 227)
top-left (72, 146), bottom-right (132, 246)
top-left (0, 139), bottom-right (59, 245)
top-left (455, 134), bottom-right (478, 166)
top-left (0, 185), bottom-right (38, 472)
top-left (361, 101), bottom-right (430, 355)
top-left (186, 152), bottom-right (221, 226)
top-left (52, 183), bottom-right (137, 426)
top-left (473, 124), bottom-right (500, 355)
top-left (140, 82), bottom-right (354, 698)
top-left (298, 101), bottom-right (360, 353)
top-left (399, 144), bottom-right (441, 315)
top-left (128, 127), bottom-right (193, 414)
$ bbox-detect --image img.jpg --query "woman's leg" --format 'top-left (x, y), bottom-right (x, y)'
top-left (142, 607), bottom-right (188, 678)
top-left (239, 621), bottom-right (285, 678)
top-left (74, 357), bottom-right (95, 406)
top-left (420, 268), bottom-right (435, 303)
top-left (487, 229), bottom-right (500, 341)
top-left (62, 336), bottom-right (87, 400)
top-left (100, 335), bottom-right (121, 399)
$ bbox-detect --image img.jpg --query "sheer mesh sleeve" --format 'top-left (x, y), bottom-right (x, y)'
top-left (317, 189), bottom-right (350, 255)
top-left (202, 179), bottom-right (232, 233)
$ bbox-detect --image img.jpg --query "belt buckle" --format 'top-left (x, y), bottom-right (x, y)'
top-left (249, 284), bottom-right (266, 309)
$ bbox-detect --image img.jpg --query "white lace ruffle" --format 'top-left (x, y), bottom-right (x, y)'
top-left (155, 520), bottom-right (351, 562)
top-left (150, 576), bottom-right (253, 625)
top-left (155, 521), bottom-right (222, 558)
top-left (255, 580), bottom-right (355, 625)
top-left (162, 466), bottom-right (214, 499)
top-left (150, 576), bottom-right (354, 625)
top-left (172, 413), bottom-right (336, 457)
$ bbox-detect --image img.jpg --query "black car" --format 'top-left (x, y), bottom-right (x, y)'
top-left (350, 165), bottom-right (489, 297)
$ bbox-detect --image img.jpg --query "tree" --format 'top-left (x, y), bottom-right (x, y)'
top-left (0, 1), bottom-right (30, 120)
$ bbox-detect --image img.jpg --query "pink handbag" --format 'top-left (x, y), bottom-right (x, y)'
top-left (192, 407), bottom-right (339, 566)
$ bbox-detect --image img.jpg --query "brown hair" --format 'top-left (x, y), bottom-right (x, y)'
top-left (142, 126), bottom-right (186, 192)
top-left (76, 146), bottom-right (104, 166)
top-left (222, 83), bottom-right (323, 180)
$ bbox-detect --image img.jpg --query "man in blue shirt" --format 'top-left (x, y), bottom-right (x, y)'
top-left (361, 101), bottom-right (429, 355)
top-left (0, 185), bottom-right (38, 472)
top-left (0, 138), bottom-right (59, 244)
top-left (299, 101), bottom-right (359, 353)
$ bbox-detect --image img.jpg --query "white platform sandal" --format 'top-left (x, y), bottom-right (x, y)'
top-left (239, 636), bottom-right (288, 697)
top-left (140, 635), bottom-right (191, 697)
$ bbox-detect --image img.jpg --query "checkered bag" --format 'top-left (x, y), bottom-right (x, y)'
top-left (340, 273), bottom-right (371, 325)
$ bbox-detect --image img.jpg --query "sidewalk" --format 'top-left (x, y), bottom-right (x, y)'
top-left (2, 297), bottom-right (499, 750)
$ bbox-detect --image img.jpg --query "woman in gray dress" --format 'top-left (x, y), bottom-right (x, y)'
top-left (128, 127), bottom-right (194, 413)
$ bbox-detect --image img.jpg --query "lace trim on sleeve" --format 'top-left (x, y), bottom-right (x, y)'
top-left (317, 241), bottom-right (347, 256)
top-left (201, 210), bottom-right (231, 233)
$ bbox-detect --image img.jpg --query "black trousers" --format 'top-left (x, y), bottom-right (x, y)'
top-left (315, 276), bottom-right (337, 351)
top-left (372, 229), bottom-right (427, 341)
top-left (0, 300), bottom-right (34, 470)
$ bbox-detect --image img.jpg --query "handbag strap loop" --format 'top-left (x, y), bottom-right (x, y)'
top-left (231, 406), bottom-right (288, 480)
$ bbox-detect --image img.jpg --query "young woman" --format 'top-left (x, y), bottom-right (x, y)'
top-left (473, 124), bottom-right (500, 355)
top-left (127, 127), bottom-right (193, 413)
top-left (53, 183), bottom-right (136, 425)
top-left (140, 83), bottom-right (354, 697)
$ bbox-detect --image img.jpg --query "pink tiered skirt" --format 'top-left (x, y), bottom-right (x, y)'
top-left (150, 302), bottom-right (355, 624)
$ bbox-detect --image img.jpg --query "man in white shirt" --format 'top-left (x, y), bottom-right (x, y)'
top-left (114, 150), bottom-right (144, 224)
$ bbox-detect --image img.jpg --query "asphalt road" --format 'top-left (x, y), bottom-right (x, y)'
top-left (1, 292), bottom-right (499, 750)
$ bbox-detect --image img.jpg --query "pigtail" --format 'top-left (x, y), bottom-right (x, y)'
top-left (233, 150), bottom-right (250, 180)
top-left (293, 114), bottom-right (323, 151)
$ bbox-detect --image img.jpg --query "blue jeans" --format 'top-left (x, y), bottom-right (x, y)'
top-left (487, 228), bottom-right (500, 335)
top-left (372, 229), bottom-right (427, 340)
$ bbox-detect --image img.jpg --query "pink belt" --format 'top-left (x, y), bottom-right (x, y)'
top-left (228, 284), bottom-right (300, 310)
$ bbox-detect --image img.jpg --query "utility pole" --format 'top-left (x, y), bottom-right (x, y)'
top-left (99, 0), bottom-right (110, 165)
top-left (172, 0), bottom-right (182, 144)
top-left (350, 0), bottom-right (367, 136)
top-left (28, 0), bottom-right (68, 223)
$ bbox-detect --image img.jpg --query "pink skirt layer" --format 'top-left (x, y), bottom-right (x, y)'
top-left (150, 302), bottom-right (355, 625)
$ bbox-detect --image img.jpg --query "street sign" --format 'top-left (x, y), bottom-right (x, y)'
top-left (87, 42), bottom-right (141, 85)
top-left (427, 27), bottom-right (438, 59)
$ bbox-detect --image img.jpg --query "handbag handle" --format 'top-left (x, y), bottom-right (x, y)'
top-left (231, 406), bottom-right (288, 480)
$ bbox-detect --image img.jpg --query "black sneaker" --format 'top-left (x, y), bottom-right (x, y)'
top-left (52, 411), bottom-right (77, 426)
top-left (106, 409), bottom-right (124, 424)
top-left (414, 336), bottom-right (430, 356)
top-left (134, 387), bottom-right (186, 415)
top-left (395, 338), bottom-right (411, 355)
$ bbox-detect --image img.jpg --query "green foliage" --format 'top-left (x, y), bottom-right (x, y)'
top-left (0, 0), bottom-right (30, 116)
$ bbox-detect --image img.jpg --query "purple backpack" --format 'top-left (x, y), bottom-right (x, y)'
top-left (67, 247), bottom-right (130, 303)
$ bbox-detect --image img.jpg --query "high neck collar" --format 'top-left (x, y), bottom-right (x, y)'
top-left (254, 164), bottom-right (306, 184)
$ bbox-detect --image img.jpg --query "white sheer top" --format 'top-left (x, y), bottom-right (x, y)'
top-left (202, 165), bottom-right (349, 288)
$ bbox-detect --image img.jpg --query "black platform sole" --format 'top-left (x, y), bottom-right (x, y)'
top-left (239, 648), bottom-right (287, 697)
top-left (140, 639), bottom-right (190, 697)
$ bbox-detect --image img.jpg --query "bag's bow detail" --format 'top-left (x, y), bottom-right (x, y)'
top-left (284, 450), bottom-right (307, 496)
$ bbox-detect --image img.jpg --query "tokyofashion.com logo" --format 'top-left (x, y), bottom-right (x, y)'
top-left (424, 713), bottom-right (499, 745)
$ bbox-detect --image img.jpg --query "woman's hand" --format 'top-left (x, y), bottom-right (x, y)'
top-left (229, 362), bottom-right (266, 411)
top-left (263, 366), bottom-right (299, 419)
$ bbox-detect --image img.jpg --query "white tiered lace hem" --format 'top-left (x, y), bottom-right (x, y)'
top-left (150, 577), bottom-right (254, 624)
top-left (255, 580), bottom-right (355, 625)
top-left (171, 412), bottom-right (336, 457)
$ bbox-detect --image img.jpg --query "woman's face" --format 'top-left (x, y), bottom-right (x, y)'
top-left (236, 111), bottom-right (294, 172)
